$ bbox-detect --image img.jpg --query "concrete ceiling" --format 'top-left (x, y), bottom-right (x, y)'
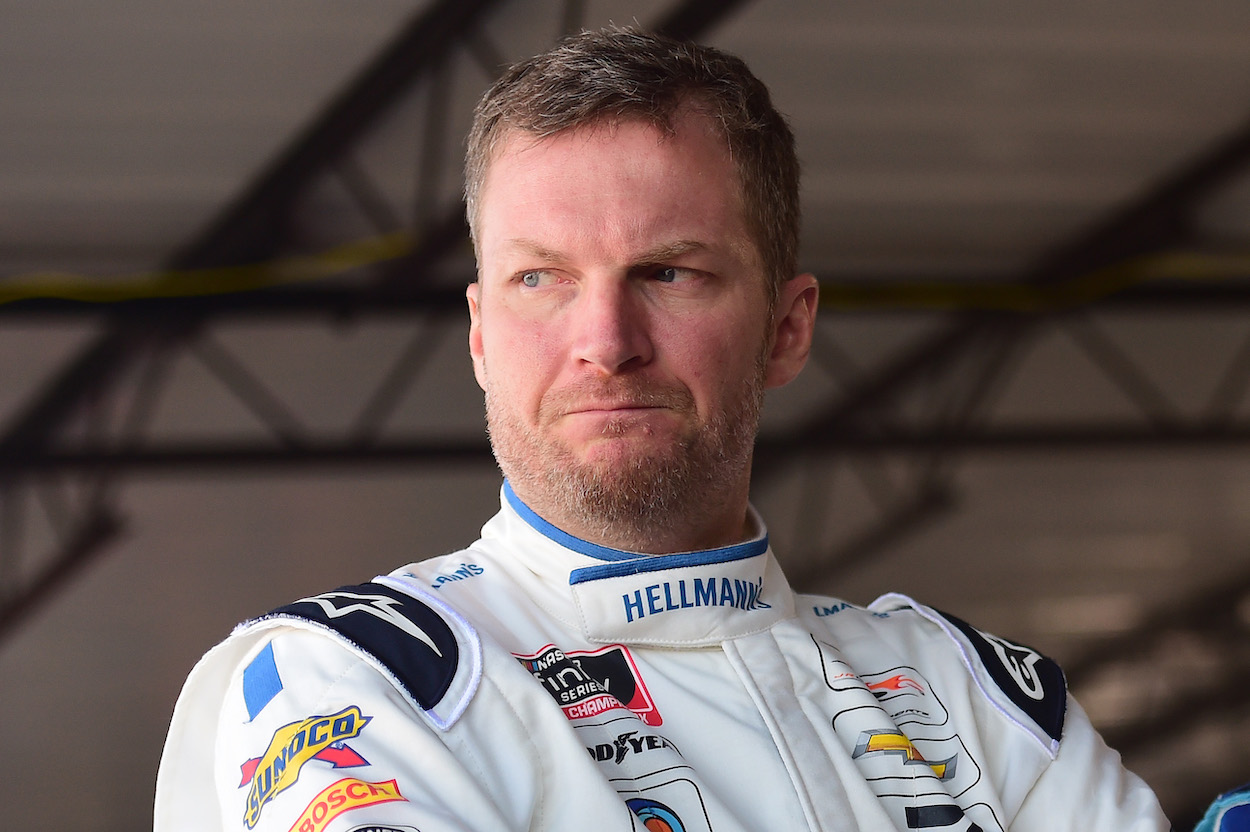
top-left (3, 1), bottom-right (1250, 828)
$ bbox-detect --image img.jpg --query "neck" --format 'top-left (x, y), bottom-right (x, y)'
top-left (506, 479), bottom-right (756, 555)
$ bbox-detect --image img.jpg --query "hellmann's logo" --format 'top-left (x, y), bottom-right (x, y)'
top-left (622, 576), bottom-right (769, 623)
top-left (243, 705), bottom-right (371, 828)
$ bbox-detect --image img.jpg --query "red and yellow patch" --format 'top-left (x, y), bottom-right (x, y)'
top-left (287, 778), bottom-right (406, 832)
top-left (242, 706), bottom-right (371, 828)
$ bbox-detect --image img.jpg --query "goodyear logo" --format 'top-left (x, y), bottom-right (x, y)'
top-left (851, 730), bottom-right (956, 781)
top-left (244, 706), bottom-right (371, 828)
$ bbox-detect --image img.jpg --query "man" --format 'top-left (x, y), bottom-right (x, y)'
top-left (156, 27), bottom-right (1170, 831)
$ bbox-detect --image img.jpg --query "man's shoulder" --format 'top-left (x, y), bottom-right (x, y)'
top-left (801, 591), bottom-right (1068, 757)
top-left (156, 574), bottom-right (495, 829)
top-left (879, 593), bottom-right (1067, 754)
top-left (233, 574), bottom-right (483, 731)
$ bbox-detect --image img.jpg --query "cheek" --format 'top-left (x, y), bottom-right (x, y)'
top-left (661, 315), bottom-right (761, 398)
top-left (480, 317), bottom-right (564, 407)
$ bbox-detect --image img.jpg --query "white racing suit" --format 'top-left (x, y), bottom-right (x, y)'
top-left (156, 483), bottom-right (1169, 831)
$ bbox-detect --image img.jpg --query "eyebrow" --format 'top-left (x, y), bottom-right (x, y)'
top-left (635, 240), bottom-right (708, 264)
top-left (501, 238), bottom-right (709, 265)
top-left (503, 239), bottom-right (565, 262)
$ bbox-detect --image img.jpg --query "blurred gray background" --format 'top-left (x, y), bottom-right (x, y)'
top-left (3, 1), bottom-right (1250, 827)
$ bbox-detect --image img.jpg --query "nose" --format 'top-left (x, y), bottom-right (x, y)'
top-left (569, 278), bottom-right (653, 375)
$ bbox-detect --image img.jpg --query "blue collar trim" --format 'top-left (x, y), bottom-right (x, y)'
top-left (505, 481), bottom-right (633, 561)
top-left (503, 480), bottom-right (769, 583)
top-left (568, 544), bottom-right (767, 585)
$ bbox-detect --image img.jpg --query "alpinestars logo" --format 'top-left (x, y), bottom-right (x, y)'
top-left (295, 591), bottom-right (443, 656)
top-left (983, 632), bottom-right (1045, 700)
top-left (516, 644), bottom-right (663, 726)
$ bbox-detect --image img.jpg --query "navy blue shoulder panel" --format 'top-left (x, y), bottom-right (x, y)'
top-left (936, 609), bottom-right (1067, 744)
top-left (270, 581), bottom-right (460, 712)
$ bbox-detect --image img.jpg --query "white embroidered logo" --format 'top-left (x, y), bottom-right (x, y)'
top-left (984, 632), bottom-right (1044, 700)
top-left (298, 591), bottom-right (443, 657)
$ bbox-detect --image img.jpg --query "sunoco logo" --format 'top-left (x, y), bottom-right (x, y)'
top-left (243, 705), bottom-right (371, 828)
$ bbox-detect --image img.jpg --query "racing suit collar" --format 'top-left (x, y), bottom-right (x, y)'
top-left (502, 479), bottom-right (769, 563)
top-left (498, 481), bottom-right (795, 646)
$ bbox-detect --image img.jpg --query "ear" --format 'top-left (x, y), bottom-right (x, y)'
top-left (764, 273), bottom-right (819, 389)
top-left (467, 282), bottom-right (488, 391)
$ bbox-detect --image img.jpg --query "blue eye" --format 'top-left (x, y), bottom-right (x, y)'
top-left (654, 267), bottom-right (679, 283)
top-left (521, 271), bottom-right (543, 288)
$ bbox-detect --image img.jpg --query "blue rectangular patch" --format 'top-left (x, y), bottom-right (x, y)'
top-left (242, 641), bottom-right (283, 721)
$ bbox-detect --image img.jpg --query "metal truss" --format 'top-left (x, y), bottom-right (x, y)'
top-left (0, 0), bottom-right (752, 642)
top-left (1061, 563), bottom-right (1250, 827)
top-left (757, 110), bottom-right (1250, 553)
top-left (1, 0), bottom-right (1249, 817)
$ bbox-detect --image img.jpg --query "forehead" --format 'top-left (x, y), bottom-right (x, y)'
top-left (477, 112), bottom-right (753, 258)
top-left (488, 109), bottom-right (733, 183)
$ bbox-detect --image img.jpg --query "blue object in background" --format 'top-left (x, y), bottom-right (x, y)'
top-left (1195, 784), bottom-right (1250, 832)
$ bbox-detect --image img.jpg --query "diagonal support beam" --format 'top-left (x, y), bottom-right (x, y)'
top-left (1, 0), bottom-right (505, 471)
top-left (167, 0), bottom-right (506, 270)
top-left (774, 113), bottom-right (1250, 450)
top-left (0, 0), bottom-right (760, 643)
top-left (0, 508), bottom-right (124, 642)
top-left (0, 0), bottom-right (508, 642)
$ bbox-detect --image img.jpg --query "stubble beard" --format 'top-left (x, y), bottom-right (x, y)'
top-left (483, 362), bottom-right (766, 552)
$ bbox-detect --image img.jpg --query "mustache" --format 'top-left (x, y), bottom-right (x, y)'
top-left (540, 377), bottom-right (694, 418)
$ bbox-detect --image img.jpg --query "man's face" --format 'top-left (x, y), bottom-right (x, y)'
top-left (467, 110), bottom-right (814, 551)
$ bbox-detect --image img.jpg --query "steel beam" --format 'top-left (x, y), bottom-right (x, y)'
top-left (4, 274), bottom-right (1250, 320)
top-left (0, 0), bottom-right (760, 641)
top-left (167, 0), bottom-right (505, 270)
top-left (774, 114), bottom-right (1250, 447)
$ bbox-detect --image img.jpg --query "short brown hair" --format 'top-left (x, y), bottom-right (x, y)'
top-left (464, 26), bottom-right (800, 297)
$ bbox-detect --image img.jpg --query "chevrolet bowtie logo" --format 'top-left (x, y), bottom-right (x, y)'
top-left (851, 730), bottom-right (956, 781)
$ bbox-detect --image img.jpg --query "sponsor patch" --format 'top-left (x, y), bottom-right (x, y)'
top-left (239, 743), bottom-right (368, 788)
top-left (288, 778), bottom-right (405, 832)
top-left (852, 729), bottom-right (956, 781)
top-left (814, 638), bottom-right (950, 728)
top-left (619, 774), bottom-right (712, 832)
top-left (813, 601), bottom-right (856, 617)
top-left (937, 611), bottom-right (1066, 744)
top-left (866, 672), bottom-right (925, 697)
top-left (429, 562), bottom-right (484, 590)
top-left (861, 666), bottom-right (949, 728)
top-left (844, 726), bottom-right (982, 801)
top-left (845, 724), bottom-right (995, 829)
top-left (906, 805), bottom-right (985, 831)
top-left (271, 581), bottom-right (461, 713)
top-left (627, 797), bottom-right (686, 832)
top-left (243, 641), bottom-right (284, 721)
top-left (517, 644), bottom-right (663, 726)
top-left (587, 730), bottom-right (682, 765)
top-left (241, 706), bottom-right (371, 828)
top-left (620, 575), bottom-right (770, 624)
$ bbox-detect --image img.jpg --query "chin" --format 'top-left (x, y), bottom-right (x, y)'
top-left (575, 434), bottom-right (682, 466)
